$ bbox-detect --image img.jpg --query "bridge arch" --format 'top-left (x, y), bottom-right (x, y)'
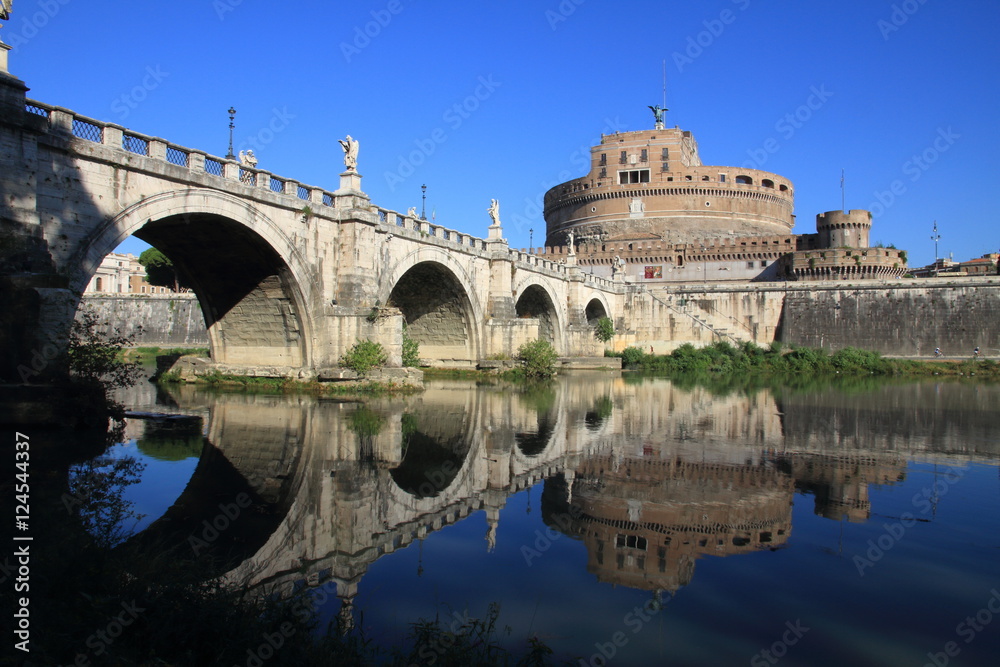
top-left (72, 189), bottom-right (318, 368)
top-left (380, 249), bottom-right (484, 366)
top-left (584, 293), bottom-right (613, 325)
top-left (513, 278), bottom-right (567, 354)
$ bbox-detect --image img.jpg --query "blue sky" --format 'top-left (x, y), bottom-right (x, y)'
top-left (4, 0), bottom-right (998, 267)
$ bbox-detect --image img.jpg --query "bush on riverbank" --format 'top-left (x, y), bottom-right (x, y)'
top-left (609, 341), bottom-right (1000, 379)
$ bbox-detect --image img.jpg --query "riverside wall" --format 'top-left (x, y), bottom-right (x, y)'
top-left (78, 294), bottom-right (208, 347)
top-left (80, 277), bottom-right (1000, 357)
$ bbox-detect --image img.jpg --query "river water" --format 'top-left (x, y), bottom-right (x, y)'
top-left (104, 373), bottom-right (1000, 666)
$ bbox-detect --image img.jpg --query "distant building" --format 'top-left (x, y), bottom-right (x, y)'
top-left (84, 252), bottom-right (176, 294)
top-left (536, 116), bottom-right (908, 282)
top-left (910, 253), bottom-right (998, 278)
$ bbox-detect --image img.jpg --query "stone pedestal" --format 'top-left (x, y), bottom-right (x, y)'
top-left (0, 41), bottom-right (10, 75)
top-left (336, 170), bottom-right (364, 196)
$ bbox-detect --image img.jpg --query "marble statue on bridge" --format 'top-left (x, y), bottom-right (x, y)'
top-left (0, 1), bottom-right (12, 21)
top-left (488, 198), bottom-right (501, 227)
top-left (338, 135), bottom-right (359, 172)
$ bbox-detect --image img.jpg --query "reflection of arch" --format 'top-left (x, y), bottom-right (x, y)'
top-left (73, 190), bottom-right (316, 368)
top-left (514, 283), bottom-right (562, 351)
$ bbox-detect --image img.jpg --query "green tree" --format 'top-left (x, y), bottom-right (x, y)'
top-left (593, 316), bottom-right (615, 342)
top-left (138, 247), bottom-right (185, 291)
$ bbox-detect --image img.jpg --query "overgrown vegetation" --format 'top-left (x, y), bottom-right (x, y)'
top-left (593, 316), bottom-right (615, 343)
top-left (340, 339), bottom-right (388, 377)
top-left (402, 324), bottom-right (420, 367)
top-left (608, 340), bottom-right (1000, 379)
top-left (511, 339), bottom-right (559, 380)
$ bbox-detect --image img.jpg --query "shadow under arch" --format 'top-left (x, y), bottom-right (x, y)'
top-left (514, 282), bottom-right (565, 353)
top-left (381, 252), bottom-right (484, 365)
top-left (584, 294), bottom-right (611, 325)
top-left (71, 190), bottom-right (318, 368)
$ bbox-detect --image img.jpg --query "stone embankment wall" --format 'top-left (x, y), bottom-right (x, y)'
top-left (779, 279), bottom-right (1000, 357)
top-left (78, 294), bottom-right (208, 347)
top-left (80, 279), bottom-right (1000, 358)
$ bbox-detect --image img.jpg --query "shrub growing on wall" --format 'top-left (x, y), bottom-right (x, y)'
top-left (340, 340), bottom-right (388, 377)
top-left (516, 339), bottom-right (559, 379)
top-left (593, 316), bottom-right (615, 342)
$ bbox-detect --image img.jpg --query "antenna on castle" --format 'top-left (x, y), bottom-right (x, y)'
top-left (649, 60), bottom-right (668, 131)
top-left (841, 168), bottom-right (845, 213)
top-left (662, 59), bottom-right (667, 112)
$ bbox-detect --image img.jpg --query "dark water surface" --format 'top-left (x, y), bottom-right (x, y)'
top-left (107, 374), bottom-right (1000, 666)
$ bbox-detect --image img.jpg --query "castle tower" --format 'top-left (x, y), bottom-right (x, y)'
top-left (542, 124), bottom-right (795, 247)
top-left (816, 210), bottom-right (872, 249)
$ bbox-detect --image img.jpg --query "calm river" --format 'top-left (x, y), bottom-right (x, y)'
top-left (104, 373), bottom-right (1000, 666)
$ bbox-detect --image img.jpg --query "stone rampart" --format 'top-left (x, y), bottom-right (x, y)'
top-left (78, 294), bottom-right (208, 347)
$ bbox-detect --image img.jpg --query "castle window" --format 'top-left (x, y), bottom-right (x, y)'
top-left (702, 175), bottom-right (710, 181)
top-left (95, 277), bottom-right (103, 292)
top-left (661, 147), bottom-right (669, 160)
top-left (640, 149), bottom-right (648, 163)
top-left (618, 169), bottom-right (650, 184)
top-left (735, 175), bottom-right (753, 185)
top-left (780, 184), bottom-right (789, 192)
top-left (719, 174), bottom-right (727, 182)
top-left (619, 150), bottom-right (627, 164)
top-left (661, 162), bottom-right (669, 172)
top-left (600, 167), bottom-right (607, 178)
top-left (762, 179), bottom-right (775, 188)
top-left (599, 153), bottom-right (606, 165)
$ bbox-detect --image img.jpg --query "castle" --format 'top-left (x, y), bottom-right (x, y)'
top-left (538, 111), bottom-right (908, 283)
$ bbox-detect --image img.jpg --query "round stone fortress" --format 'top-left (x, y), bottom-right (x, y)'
top-left (543, 126), bottom-right (796, 247)
top-left (539, 115), bottom-right (906, 283)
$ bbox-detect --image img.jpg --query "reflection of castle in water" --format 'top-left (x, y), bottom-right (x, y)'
top-left (145, 377), bottom-right (998, 617)
top-left (544, 457), bottom-right (793, 593)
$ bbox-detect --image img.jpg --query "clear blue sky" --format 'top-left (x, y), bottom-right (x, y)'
top-left (5, 0), bottom-right (998, 267)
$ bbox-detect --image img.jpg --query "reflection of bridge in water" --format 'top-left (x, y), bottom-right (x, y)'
top-left (140, 377), bottom-right (1000, 622)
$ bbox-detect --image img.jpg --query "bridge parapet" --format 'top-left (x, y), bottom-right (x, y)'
top-left (373, 206), bottom-right (489, 251)
top-left (23, 99), bottom-right (342, 212)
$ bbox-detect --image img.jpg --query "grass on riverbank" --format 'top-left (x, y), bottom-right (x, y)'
top-left (609, 342), bottom-right (1000, 379)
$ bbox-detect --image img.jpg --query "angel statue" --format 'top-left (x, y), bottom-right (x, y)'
top-left (487, 198), bottom-right (500, 227)
top-left (1, 1), bottom-right (12, 21)
top-left (238, 149), bottom-right (257, 168)
top-left (338, 135), bottom-right (359, 172)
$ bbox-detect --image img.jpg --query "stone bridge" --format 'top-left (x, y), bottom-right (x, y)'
top-left (0, 74), bottom-right (619, 381)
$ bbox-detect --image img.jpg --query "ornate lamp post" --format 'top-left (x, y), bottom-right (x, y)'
top-left (930, 221), bottom-right (941, 276)
top-left (421, 184), bottom-right (427, 220)
top-left (529, 228), bottom-right (534, 253)
top-left (226, 107), bottom-right (236, 159)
